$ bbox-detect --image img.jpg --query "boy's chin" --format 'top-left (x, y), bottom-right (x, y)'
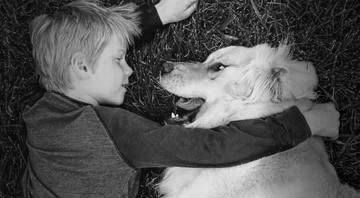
top-left (100, 95), bottom-right (125, 106)
top-left (109, 98), bottom-right (124, 106)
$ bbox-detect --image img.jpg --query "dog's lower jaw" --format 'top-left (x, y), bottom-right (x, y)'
top-left (185, 101), bottom-right (235, 129)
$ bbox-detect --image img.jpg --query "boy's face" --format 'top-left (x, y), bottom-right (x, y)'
top-left (88, 35), bottom-right (133, 105)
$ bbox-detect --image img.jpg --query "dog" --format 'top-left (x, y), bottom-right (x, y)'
top-left (158, 44), bottom-right (359, 198)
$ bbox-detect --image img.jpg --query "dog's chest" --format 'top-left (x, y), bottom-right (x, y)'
top-left (160, 139), bottom-right (328, 198)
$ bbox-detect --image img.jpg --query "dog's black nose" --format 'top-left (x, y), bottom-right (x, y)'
top-left (162, 62), bottom-right (175, 73)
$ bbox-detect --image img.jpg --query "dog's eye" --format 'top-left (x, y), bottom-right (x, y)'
top-left (207, 63), bottom-right (228, 80)
top-left (208, 63), bottom-right (227, 71)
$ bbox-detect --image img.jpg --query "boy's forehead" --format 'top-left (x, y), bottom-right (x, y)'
top-left (107, 35), bottom-right (127, 54)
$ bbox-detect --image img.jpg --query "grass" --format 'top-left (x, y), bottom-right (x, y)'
top-left (0, 0), bottom-right (359, 197)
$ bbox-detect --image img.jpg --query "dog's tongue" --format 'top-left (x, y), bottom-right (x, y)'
top-left (176, 98), bottom-right (204, 110)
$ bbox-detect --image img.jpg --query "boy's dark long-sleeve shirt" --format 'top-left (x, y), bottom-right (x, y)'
top-left (22, 3), bottom-right (311, 198)
top-left (23, 90), bottom-right (310, 198)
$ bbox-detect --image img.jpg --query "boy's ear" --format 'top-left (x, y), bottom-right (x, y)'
top-left (71, 52), bottom-right (91, 79)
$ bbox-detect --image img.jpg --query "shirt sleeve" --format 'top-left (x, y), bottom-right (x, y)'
top-left (134, 3), bottom-right (163, 45)
top-left (94, 106), bottom-right (311, 169)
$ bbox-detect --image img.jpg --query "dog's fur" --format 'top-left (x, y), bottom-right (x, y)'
top-left (159, 44), bottom-right (359, 198)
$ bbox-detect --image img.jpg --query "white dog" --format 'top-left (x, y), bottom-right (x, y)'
top-left (159, 44), bottom-right (359, 198)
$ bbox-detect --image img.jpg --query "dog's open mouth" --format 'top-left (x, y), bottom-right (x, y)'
top-left (165, 97), bottom-right (204, 125)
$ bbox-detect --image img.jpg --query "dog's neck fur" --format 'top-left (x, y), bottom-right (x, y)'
top-left (186, 95), bottom-right (298, 129)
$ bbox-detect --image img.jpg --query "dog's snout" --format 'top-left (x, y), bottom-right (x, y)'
top-left (162, 62), bottom-right (175, 73)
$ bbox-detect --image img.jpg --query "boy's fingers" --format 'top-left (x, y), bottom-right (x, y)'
top-left (186, 0), bottom-right (198, 8)
top-left (295, 99), bottom-right (313, 112)
top-left (324, 130), bottom-right (339, 140)
top-left (184, 1), bottom-right (198, 16)
top-left (315, 102), bottom-right (336, 111)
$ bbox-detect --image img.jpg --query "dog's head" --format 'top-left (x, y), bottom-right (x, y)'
top-left (159, 44), bottom-right (318, 105)
top-left (159, 61), bottom-right (243, 104)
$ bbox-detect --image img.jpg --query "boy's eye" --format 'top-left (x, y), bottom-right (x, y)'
top-left (115, 57), bottom-right (124, 63)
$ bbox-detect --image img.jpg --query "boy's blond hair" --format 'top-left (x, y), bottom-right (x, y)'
top-left (30, 0), bottom-right (140, 92)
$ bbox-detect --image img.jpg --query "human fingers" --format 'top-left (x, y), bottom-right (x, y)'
top-left (155, 0), bottom-right (198, 24)
top-left (313, 103), bottom-right (340, 122)
top-left (314, 103), bottom-right (340, 138)
top-left (185, 0), bottom-right (198, 8)
top-left (183, 0), bottom-right (198, 17)
top-left (295, 98), bottom-right (313, 112)
top-left (302, 103), bottom-right (339, 138)
top-left (312, 102), bottom-right (336, 111)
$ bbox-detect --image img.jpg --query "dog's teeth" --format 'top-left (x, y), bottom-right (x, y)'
top-left (171, 112), bottom-right (180, 118)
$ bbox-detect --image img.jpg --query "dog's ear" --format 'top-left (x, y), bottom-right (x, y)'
top-left (269, 67), bottom-right (287, 102)
top-left (224, 80), bottom-right (252, 100)
top-left (204, 46), bottom-right (254, 67)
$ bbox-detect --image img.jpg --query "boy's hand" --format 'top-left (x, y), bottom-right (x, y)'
top-left (302, 103), bottom-right (340, 139)
top-left (155, 0), bottom-right (198, 25)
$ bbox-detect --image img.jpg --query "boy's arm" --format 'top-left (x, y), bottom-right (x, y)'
top-left (134, 0), bottom-right (198, 44)
top-left (135, 3), bottom-right (163, 43)
top-left (94, 106), bottom-right (310, 168)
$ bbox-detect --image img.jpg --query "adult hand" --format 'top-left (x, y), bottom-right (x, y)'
top-left (301, 103), bottom-right (340, 139)
top-left (155, 0), bottom-right (198, 25)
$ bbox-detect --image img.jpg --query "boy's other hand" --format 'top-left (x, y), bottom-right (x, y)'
top-left (155, 0), bottom-right (198, 25)
top-left (302, 103), bottom-right (340, 139)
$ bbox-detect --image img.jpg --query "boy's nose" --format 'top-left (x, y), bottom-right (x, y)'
top-left (126, 67), bottom-right (133, 76)
top-left (124, 62), bottom-right (133, 76)
top-left (162, 62), bottom-right (175, 73)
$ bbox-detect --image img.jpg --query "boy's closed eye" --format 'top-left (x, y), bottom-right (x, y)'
top-left (115, 56), bottom-right (125, 63)
top-left (114, 50), bottom-right (125, 62)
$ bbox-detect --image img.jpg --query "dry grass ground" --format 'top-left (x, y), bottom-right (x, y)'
top-left (1, 0), bottom-right (359, 197)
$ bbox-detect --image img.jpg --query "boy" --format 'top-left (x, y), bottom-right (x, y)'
top-left (23, 0), bottom-right (339, 197)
